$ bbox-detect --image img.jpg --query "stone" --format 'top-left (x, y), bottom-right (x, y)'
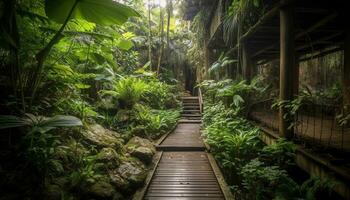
top-left (96, 148), bottom-right (120, 165)
top-left (117, 159), bottom-right (146, 188)
top-left (88, 181), bottom-right (115, 199)
top-left (82, 124), bottom-right (123, 149)
top-left (131, 146), bottom-right (154, 164)
top-left (125, 136), bottom-right (155, 165)
top-left (109, 171), bottom-right (129, 190)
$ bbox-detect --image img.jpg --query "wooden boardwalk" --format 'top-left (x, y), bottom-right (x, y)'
top-left (143, 96), bottom-right (229, 200)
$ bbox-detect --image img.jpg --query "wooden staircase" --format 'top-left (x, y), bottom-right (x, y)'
top-left (179, 96), bottom-right (202, 123)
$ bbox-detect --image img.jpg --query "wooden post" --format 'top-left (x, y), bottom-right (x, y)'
top-left (344, 28), bottom-right (350, 116)
top-left (279, 5), bottom-right (295, 139)
top-left (242, 42), bottom-right (252, 82)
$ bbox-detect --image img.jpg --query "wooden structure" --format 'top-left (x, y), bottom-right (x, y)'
top-left (139, 96), bottom-right (233, 200)
top-left (203, 0), bottom-right (350, 198)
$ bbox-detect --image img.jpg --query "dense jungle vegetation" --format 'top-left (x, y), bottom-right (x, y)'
top-left (0, 0), bottom-right (187, 199)
top-left (0, 0), bottom-right (346, 199)
top-left (199, 77), bottom-right (337, 199)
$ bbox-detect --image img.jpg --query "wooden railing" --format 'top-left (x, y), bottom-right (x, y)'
top-left (198, 87), bottom-right (204, 114)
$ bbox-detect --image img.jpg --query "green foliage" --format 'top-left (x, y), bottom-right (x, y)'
top-left (208, 53), bottom-right (236, 75)
top-left (45, 0), bottom-right (140, 25)
top-left (202, 78), bottom-right (335, 199)
top-left (130, 104), bottom-right (180, 139)
top-left (260, 139), bottom-right (296, 169)
top-left (0, 113), bottom-right (82, 132)
top-left (241, 159), bottom-right (295, 200)
top-left (101, 76), bottom-right (149, 109)
top-left (69, 155), bottom-right (102, 188)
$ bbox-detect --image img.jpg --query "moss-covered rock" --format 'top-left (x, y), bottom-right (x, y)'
top-left (131, 146), bottom-right (154, 164)
top-left (82, 124), bottom-right (123, 150)
top-left (87, 181), bottom-right (116, 199)
top-left (125, 136), bottom-right (155, 164)
top-left (109, 170), bottom-right (129, 191)
top-left (96, 148), bottom-right (120, 167)
top-left (117, 158), bottom-right (146, 188)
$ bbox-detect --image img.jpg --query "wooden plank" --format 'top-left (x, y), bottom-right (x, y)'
top-left (144, 152), bottom-right (225, 200)
top-left (133, 152), bottom-right (163, 200)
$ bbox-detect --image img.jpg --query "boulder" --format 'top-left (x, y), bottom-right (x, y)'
top-left (96, 148), bottom-right (120, 165)
top-left (87, 181), bottom-right (115, 199)
top-left (82, 124), bottom-right (123, 149)
top-left (125, 136), bottom-right (155, 164)
top-left (109, 171), bottom-right (129, 190)
top-left (131, 147), bottom-right (154, 164)
top-left (117, 159), bottom-right (146, 188)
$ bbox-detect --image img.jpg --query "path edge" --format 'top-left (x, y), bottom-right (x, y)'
top-left (207, 152), bottom-right (235, 200)
top-left (132, 151), bottom-right (163, 200)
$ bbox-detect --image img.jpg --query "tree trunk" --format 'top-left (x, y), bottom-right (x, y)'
top-left (156, 1), bottom-right (164, 76)
top-left (147, 0), bottom-right (153, 70)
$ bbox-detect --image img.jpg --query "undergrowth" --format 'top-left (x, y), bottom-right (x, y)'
top-left (200, 77), bottom-right (336, 200)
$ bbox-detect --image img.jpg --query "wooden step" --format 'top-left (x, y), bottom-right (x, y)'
top-left (181, 96), bottom-right (199, 100)
top-left (181, 114), bottom-right (202, 117)
top-left (182, 109), bottom-right (201, 112)
top-left (144, 152), bottom-right (225, 199)
top-left (178, 119), bottom-right (202, 123)
top-left (155, 145), bottom-right (206, 151)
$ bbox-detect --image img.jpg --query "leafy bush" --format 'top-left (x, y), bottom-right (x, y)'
top-left (101, 76), bottom-right (149, 109)
top-left (260, 139), bottom-right (296, 169)
top-left (131, 104), bottom-right (180, 139)
top-left (241, 159), bottom-right (296, 200)
top-left (201, 78), bottom-right (336, 199)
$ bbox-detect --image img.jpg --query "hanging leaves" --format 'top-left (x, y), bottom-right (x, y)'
top-left (45, 0), bottom-right (140, 26)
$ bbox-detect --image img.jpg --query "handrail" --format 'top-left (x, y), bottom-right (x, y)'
top-left (198, 87), bottom-right (204, 114)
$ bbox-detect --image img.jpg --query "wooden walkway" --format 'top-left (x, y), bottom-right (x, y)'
top-left (143, 96), bottom-right (230, 200)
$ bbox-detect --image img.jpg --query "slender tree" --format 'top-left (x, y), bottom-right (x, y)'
top-left (166, 0), bottom-right (172, 50)
top-left (148, 0), bottom-right (153, 69)
top-left (156, 0), bottom-right (164, 76)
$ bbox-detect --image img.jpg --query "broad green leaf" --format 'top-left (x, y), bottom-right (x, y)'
top-left (0, 115), bottom-right (27, 129)
top-left (51, 64), bottom-right (74, 76)
top-left (41, 115), bottom-right (83, 127)
top-left (122, 32), bottom-right (135, 39)
top-left (116, 39), bottom-right (133, 50)
top-left (75, 83), bottom-right (91, 89)
top-left (0, 114), bottom-right (82, 131)
top-left (45, 0), bottom-right (140, 26)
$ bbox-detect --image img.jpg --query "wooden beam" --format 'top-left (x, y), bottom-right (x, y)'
top-left (299, 46), bottom-right (342, 62)
top-left (226, 0), bottom-right (294, 55)
top-left (240, 0), bottom-right (295, 42)
top-left (252, 12), bottom-right (338, 58)
top-left (279, 5), bottom-right (296, 139)
top-left (296, 31), bottom-right (343, 51)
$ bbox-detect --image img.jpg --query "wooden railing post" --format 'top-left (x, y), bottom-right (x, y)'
top-left (279, 4), bottom-right (296, 139)
top-left (198, 87), bottom-right (204, 114)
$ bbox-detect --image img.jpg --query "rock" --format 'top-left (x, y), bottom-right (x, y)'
top-left (96, 148), bottom-right (120, 165)
top-left (82, 124), bottom-right (123, 149)
top-left (109, 171), bottom-right (129, 190)
top-left (88, 181), bottom-right (115, 199)
top-left (131, 147), bottom-right (154, 164)
top-left (125, 136), bottom-right (155, 164)
top-left (117, 159), bottom-right (146, 188)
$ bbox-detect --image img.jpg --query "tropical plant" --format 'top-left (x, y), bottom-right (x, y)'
top-left (101, 76), bottom-right (149, 109)
top-left (208, 52), bottom-right (236, 75)
top-left (0, 113), bottom-right (82, 132)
